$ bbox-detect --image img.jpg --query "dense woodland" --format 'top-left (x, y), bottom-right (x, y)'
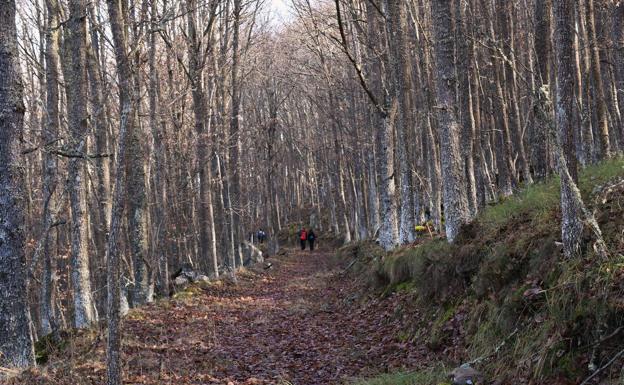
top-left (1, 0), bottom-right (623, 383)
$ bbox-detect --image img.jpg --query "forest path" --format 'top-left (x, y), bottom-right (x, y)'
top-left (119, 246), bottom-right (427, 385)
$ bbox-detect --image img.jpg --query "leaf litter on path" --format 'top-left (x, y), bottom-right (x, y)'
top-left (8, 249), bottom-right (432, 385)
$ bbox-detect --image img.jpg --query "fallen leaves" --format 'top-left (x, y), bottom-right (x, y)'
top-left (4, 249), bottom-right (433, 385)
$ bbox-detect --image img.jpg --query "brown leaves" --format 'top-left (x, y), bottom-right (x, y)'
top-left (6, 249), bottom-right (433, 385)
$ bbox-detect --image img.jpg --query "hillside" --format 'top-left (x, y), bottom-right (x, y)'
top-left (342, 158), bottom-right (624, 384)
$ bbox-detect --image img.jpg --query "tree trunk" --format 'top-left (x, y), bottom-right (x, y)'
top-left (365, 2), bottom-right (398, 250)
top-left (40, 0), bottom-right (62, 337)
top-left (105, 0), bottom-right (137, 380)
top-left (503, 3), bottom-right (533, 185)
top-left (553, 0), bottom-right (584, 258)
top-left (431, 0), bottom-right (470, 242)
top-left (126, 0), bottom-right (151, 306)
top-left (86, 1), bottom-right (111, 268)
top-left (148, 2), bottom-right (169, 294)
top-left (0, 0), bottom-right (36, 368)
top-left (186, 0), bottom-right (219, 275)
top-left (229, 0), bottom-right (243, 266)
top-left (585, 0), bottom-right (612, 158)
top-left (532, 0), bottom-right (552, 179)
top-left (613, 2), bottom-right (624, 150)
top-left (386, 0), bottom-right (416, 244)
top-left (65, 0), bottom-right (97, 328)
top-left (455, 0), bottom-right (479, 216)
top-left (127, 129), bottom-right (151, 306)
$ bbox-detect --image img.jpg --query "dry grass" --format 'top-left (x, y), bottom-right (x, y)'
top-left (345, 158), bottom-right (624, 384)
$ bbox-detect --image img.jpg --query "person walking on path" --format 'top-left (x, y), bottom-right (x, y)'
top-left (257, 228), bottom-right (266, 244)
top-left (299, 228), bottom-right (307, 250)
top-left (307, 229), bottom-right (316, 251)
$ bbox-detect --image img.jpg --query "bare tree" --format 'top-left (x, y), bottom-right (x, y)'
top-left (431, 0), bottom-right (470, 242)
top-left (65, 0), bottom-right (97, 328)
top-left (40, 0), bottom-right (63, 337)
top-left (106, 0), bottom-right (138, 380)
top-left (553, 0), bottom-right (584, 258)
top-left (585, 0), bottom-right (612, 159)
top-left (386, 0), bottom-right (416, 244)
top-left (0, 0), bottom-right (35, 368)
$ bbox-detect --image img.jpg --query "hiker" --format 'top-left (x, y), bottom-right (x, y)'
top-left (307, 229), bottom-right (316, 251)
top-left (257, 228), bottom-right (266, 244)
top-left (299, 227), bottom-right (307, 250)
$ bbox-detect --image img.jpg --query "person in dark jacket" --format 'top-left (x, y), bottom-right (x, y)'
top-left (299, 228), bottom-right (307, 250)
top-left (307, 229), bottom-right (316, 251)
top-left (257, 228), bottom-right (266, 244)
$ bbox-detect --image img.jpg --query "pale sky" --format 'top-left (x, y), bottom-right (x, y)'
top-left (269, 0), bottom-right (293, 26)
top-left (271, 0), bottom-right (289, 14)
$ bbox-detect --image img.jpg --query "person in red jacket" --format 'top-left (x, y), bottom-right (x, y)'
top-left (299, 228), bottom-right (307, 250)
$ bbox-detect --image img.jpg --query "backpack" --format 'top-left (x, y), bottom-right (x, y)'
top-left (300, 230), bottom-right (307, 240)
top-left (308, 232), bottom-right (315, 241)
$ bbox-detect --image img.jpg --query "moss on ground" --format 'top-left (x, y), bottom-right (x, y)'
top-left (345, 158), bottom-right (624, 384)
top-left (34, 328), bottom-right (100, 366)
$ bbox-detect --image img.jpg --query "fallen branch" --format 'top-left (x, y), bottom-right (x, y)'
top-left (48, 149), bottom-right (112, 159)
top-left (21, 144), bottom-right (111, 159)
top-left (340, 259), bottom-right (358, 276)
top-left (581, 326), bottom-right (623, 350)
top-left (0, 366), bottom-right (20, 376)
top-left (465, 328), bottom-right (519, 366)
top-left (426, 222), bottom-right (433, 239)
top-left (580, 348), bottom-right (624, 385)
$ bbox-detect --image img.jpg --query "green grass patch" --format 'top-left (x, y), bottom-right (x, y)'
top-left (478, 157), bottom-right (624, 231)
top-left (382, 240), bottom-right (455, 285)
top-left (348, 365), bottom-right (449, 385)
top-left (479, 178), bottom-right (559, 230)
top-left (578, 156), bottom-right (624, 199)
top-left (354, 157), bottom-right (624, 383)
top-left (427, 303), bottom-right (460, 350)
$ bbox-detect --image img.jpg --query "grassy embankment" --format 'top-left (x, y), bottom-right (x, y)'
top-left (345, 158), bottom-right (624, 385)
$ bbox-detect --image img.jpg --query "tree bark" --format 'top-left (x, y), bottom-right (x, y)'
top-left (0, 0), bottom-right (36, 368)
top-left (126, 0), bottom-right (151, 307)
top-left (105, 0), bottom-right (136, 380)
top-left (65, 0), bottom-right (97, 328)
top-left (230, 0), bottom-right (243, 266)
top-left (532, 0), bottom-right (552, 179)
top-left (386, 0), bottom-right (416, 244)
top-left (431, 0), bottom-right (470, 242)
top-left (40, 0), bottom-right (62, 337)
top-left (553, 0), bottom-right (584, 258)
top-left (613, 2), bottom-right (624, 150)
top-left (148, 1), bottom-right (169, 294)
top-left (186, 0), bottom-right (219, 275)
top-left (585, 0), bottom-right (612, 158)
top-left (455, 0), bottom-right (479, 216)
top-left (365, 2), bottom-right (398, 250)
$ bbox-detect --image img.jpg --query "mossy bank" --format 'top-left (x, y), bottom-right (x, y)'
top-left (343, 158), bottom-right (624, 385)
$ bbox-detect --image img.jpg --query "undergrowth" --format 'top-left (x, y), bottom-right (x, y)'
top-left (348, 365), bottom-right (449, 385)
top-left (344, 157), bottom-right (624, 384)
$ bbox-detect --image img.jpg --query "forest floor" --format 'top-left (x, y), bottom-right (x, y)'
top-left (13, 247), bottom-right (434, 385)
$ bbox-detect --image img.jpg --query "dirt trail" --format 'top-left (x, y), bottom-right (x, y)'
top-left (16, 248), bottom-right (428, 385)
